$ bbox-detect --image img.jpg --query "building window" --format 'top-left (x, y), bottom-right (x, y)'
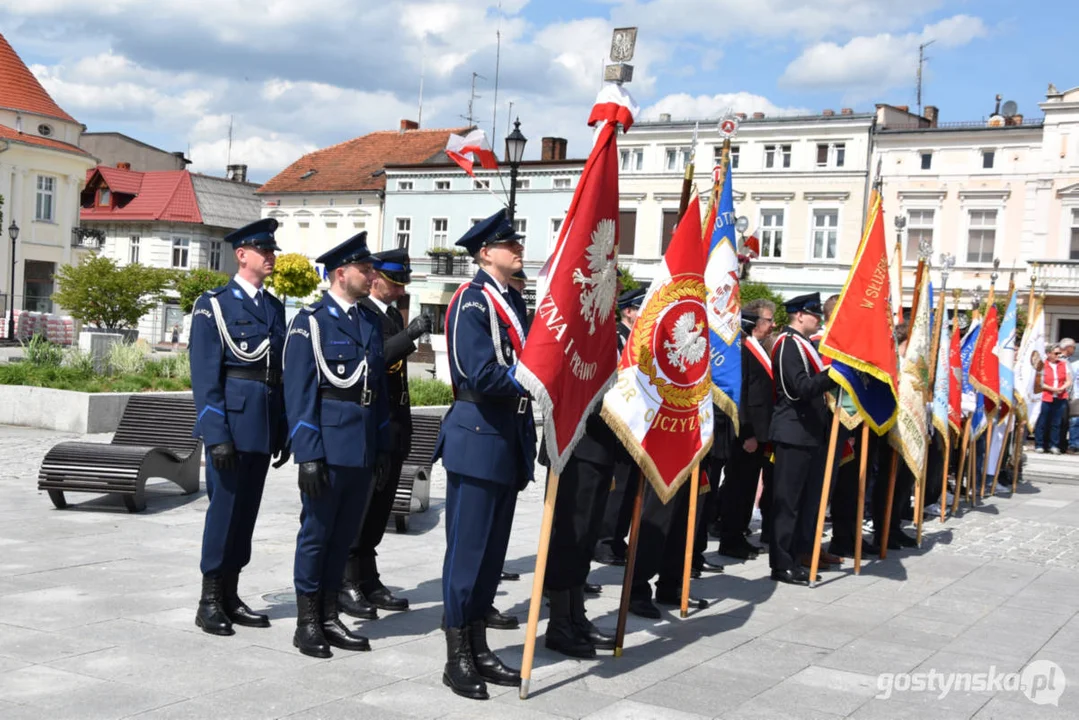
top-left (325, 222), bottom-right (337, 231)
top-left (981, 150), bottom-right (995, 169)
top-left (328, 198), bottom-right (336, 206)
top-left (553, 177), bottom-right (572, 189)
top-left (209, 241), bottom-right (222, 271)
top-left (713, 145), bottom-right (739, 169)
top-left (920, 152), bottom-right (933, 170)
top-left (397, 180), bottom-right (414, 191)
top-left (835, 143), bottom-right (846, 167)
top-left (1071, 209), bottom-right (1079, 260)
top-left (353, 220), bottom-right (366, 230)
top-left (550, 217), bottom-right (564, 246)
top-left (432, 218), bottom-right (448, 247)
top-left (473, 179), bottom-right (490, 190)
top-left (38, 123), bottom-right (54, 137)
top-left (759, 209), bottom-right (784, 258)
top-left (129, 236), bottom-right (140, 264)
top-left (664, 147), bottom-right (691, 172)
top-left (619, 210), bottom-right (637, 255)
top-left (967, 209), bottom-right (997, 263)
top-left (515, 178), bottom-right (530, 190)
top-left (816, 143), bottom-right (846, 168)
top-left (395, 218), bottom-right (411, 249)
top-left (435, 180), bottom-right (451, 191)
top-left (906, 209), bottom-right (935, 261)
top-left (620, 148), bottom-right (643, 172)
top-left (513, 218), bottom-right (527, 244)
top-left (35, 175), bottom-right (56, 221)
top-left (172, 237), bottom-right (190, 268)
top-left (811, 209), bottom-right (839, 260)
top-left (98, 188), bottom-right (111, 206)
top-left (765, 144), bottom-right (791, 169)
top-left (816, 144), bottom-right (829, 167)
top-left (661, 209), bottom-right (679, 254)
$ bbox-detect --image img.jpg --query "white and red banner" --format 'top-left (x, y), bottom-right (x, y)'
top-left (445, 129), bottom-right (499, 177)
top-left (516, 84), bottom-right (638, 475)
top-left (601, 196), bottom-right (714, 503)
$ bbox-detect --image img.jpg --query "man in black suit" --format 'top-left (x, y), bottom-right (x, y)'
top-left (338, 248), bottom-right (432, 619)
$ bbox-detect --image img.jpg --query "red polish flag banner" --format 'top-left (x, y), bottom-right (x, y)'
top-left (516, 84), bottom-right (639, 475)
top-left (948, 325), bottom-right (964, 434)
top-left (969, 305), bottom-right (1001, 415)
top-left (601, 196), bottom-right (714, 503)
top-left (445, 129), bottom-right (499, 177)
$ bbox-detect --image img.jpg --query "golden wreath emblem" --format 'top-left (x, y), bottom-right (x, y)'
top-left (634, 275), bottom-right (711, 409)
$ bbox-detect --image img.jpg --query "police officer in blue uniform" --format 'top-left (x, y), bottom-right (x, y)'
top-left (436, 208), bottom-right (536, 700)
top-left (190, 218), bottom-right (288, 636)
top-left (283, 231), bottom-right (390, 658)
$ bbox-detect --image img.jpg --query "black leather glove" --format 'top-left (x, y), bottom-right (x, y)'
top-left (298, 460), bottom-right (329, 500)
top-left (373, 452), bottom-right (392, 491)
top-left (209, 442), bottom-right (237, 471)
top-left (271, 441), bottom-right (291, 469)
top-left (406, 313), bottom-right (434, 341)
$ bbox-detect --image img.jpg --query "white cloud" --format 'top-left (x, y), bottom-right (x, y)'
top-left (643, 92), bottom-right (810, 122)
top-left (779, 14), bottom-right (987, 101)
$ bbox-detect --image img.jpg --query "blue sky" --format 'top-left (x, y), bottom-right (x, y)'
top-left (2, 0), bottom-right (1074, 181)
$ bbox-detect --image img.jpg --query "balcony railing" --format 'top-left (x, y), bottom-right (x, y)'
top-left (1032, 260), bottom-right (1079, 295)
top-left (426, 254), bottom-right (472, 277)
top-left (71, 228), bottom-right (104, 249)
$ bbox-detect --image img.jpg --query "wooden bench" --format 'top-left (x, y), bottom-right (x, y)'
top-left (391, 414), bottom-right (441, 533)
top-left (38, 395), bottom-right (202, 512)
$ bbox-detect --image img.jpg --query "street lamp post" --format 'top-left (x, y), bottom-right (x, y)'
top-left (504, 118), bottom-right (527, 223)
top-left (7, 221), bottom-right (18, 342)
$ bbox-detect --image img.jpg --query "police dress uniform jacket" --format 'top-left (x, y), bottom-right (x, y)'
top-left (284, 292), bottom-right (390, 468)
top-left (360, 297), bottom-right (413, 454)
top-left (190, 279), bottom-right (287, 455)
top-left (433, 269), bottom-right (537, 487)
top-left (769, 327), bottom-right (836, 448)
top-left (739, 335), bottom-right (774, 443)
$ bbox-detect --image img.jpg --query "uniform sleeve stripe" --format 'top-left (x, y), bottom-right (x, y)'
top-left (198, 406), bottom-right (225, 420)
top-left (290, 421), bottom-right (319, 439)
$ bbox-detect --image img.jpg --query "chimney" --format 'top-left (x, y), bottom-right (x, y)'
top-left (227, 164), bottom-right (248, 183)
top-left (1010, 113), bottom-right (1023, 125)
top-left (541, 137), bottom-right (568, 161)
top-left (840, 108), bottom-right (854, 115)
top-left (752, 112), bottom-right (765, 119)
top-left (924, 105), bottom-right (939, 128)
top-left (116, 162), bottom-right (132, 171)
top-left (896, 105), bottom-right (909, 113)
top-left (658, 113), bottom-right (672, 122)
top-left (822, 109), bottom-right (835, 117)
top-left (399, 119), bottom-right (419, 132)
top-left (736, 112), bottom-right (747, 120)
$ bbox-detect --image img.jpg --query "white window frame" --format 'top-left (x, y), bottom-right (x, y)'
top-left (396, 180), bottom-right (414, 191)
top-left (514, 178), bottom-right (531, 190)
top-left (513, 218), bottom-right (527, 245)
top-left (129, 235), bottom-right (140, 265)
top-left (395, 217), bottom-right (412, 249)
top-left (713, 145), bottom-right (740, 169)
top-left (815, 143), bottom-right (830, 168)
top-left (431, 217), bottom-right (449, 248)
top-left (35, 175), bottom-right (56, 222)
top-left (1070, 207), bottom-right (1079, 260)
top-left (834, 142), bottom-right (846, 168)
top-left (808, 207), bottom-right (841, 261)
top-left (435, 179), bottom-right (451, 191)
top-left (664, 146), bottom-right (691, 172)
top-left (764, 144), bottom-right (792, 170)
top-left (963, 207), bottom-right (1000, 265)
top-left (903, 207), bottom-right (937, 265)
top-left (171, 237), bottom-right (191, 268)
top-left (758, 207), bottom-right (786, 259)
top-left (553, 177), bottom-right (573, 189)
top-left (919, 151), bottom-right (933, 171)
top-left (208, 240), bottom-right (222, 271)
top-left (549, 217), bottom-right (564, 252)
top-left (620, 148), bottom-right (643, 172)
top-left (980, 148), bottom-right (996, 170)
top-left (473, 179), bottom-right (491, 190)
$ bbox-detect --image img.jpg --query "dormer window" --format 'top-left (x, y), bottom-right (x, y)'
top-left (98, 188), bottom-right (111, 207)
top-left (38, 124), bottom-right (53, 137)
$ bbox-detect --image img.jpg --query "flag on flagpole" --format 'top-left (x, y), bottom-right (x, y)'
top-left (819, 195), bottom-right (899, 434)
top-left (890, 271), bottom-right (931, 474)
top-left (516, 84), bottom-right (638, 475)
top-left (931, 303), bottom-right (951, 437)
top-left (445, 129), bottom-right (499, 177)
top-left (891, 238), bottom-right (904, 326)
top-left (970, 304), bottom-right (1001, 415)
top-left (996, 290), bottom-right (1018, 419)
top-left (704, 162), bottom-right (741, 431)
top-left (1014, 301), bottom-right (1046, 432)
top-left (602, 196), bottom-right (713, 503)
top-left (960, 319), bottom-right (988, 438)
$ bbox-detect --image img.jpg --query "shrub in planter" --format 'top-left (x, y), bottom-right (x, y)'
top-left (409, 377), bottom-right (454, 406)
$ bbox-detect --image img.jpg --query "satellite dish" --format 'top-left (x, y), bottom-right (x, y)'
top-left (1001, 100), bottom-right (1018, 117)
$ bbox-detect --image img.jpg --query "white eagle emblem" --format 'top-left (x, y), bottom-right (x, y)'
top-left (664, 312), bottom-right (707, 372)
top-left (572, 218), bottom-right (618, 335)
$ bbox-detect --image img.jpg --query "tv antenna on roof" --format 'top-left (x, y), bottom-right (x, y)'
top-left (226, 115), bottom-right (234, 168)
top-left (916, 39), bottom-right (935, 116)
top-left (461, 72), bottom-right (486, 129)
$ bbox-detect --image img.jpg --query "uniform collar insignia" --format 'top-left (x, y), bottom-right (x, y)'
top-left (232, 288), bottom-right (243, 299)
top-left (327, 306), bottom-right (339, 318)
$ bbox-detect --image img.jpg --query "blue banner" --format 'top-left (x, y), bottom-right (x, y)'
top-left (704, 163), bottom-right (741, 426)
top-left (961, 320), bottom-right (986, 436)
top-left (997, 291), bottom-right (1017, 414)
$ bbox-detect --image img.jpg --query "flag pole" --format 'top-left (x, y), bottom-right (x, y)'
top-left (702, 138), bottom-right (730, 237)
top-left (941, 289), bottom-right (961, 521)
top-left (678, 123), bottom-right (698, 221)
top-left (952, 417), bottom-right (971, 516)
top-left (614, 471), bottom-right (645, 657)
top-left (519, 469), bottom-right (558, 700)
top-left (854, 424), bottom-right (869, 574)
top-left (680, 465), bottom-right (700, 617)
top-left (918, 265), bottom-right (948, 546)
top-left (810, 389), bottom-right (843, 587)
top-left (1012, 265), bottom-right (1038, 494)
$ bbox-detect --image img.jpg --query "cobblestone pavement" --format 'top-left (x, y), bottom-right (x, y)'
top-left (2, 423), bottom-right (1079, 719)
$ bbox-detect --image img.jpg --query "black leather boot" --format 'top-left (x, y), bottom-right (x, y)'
top-left (468, 619), bottom-right (521, 686)
top-left (321, 592), bottom-right (370, 651)
top-left (545, 588), bottom-right (595, 658)
top-left (339, 557), bottom-right (378, 620)
top-left (443, 627), bottom-right (488, 700)
top-left (195, 575), bottom-right (234, 636)
top-left (222, 573), bottom-right (269, 627)
top-left (293, 592), bottom-right (331, 658)
top-left (484, 606), bottom-right (519, 630)
top-left (570, 585), bottom-right (615, 651)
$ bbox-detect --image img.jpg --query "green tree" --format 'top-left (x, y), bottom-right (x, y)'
top-left (175, 268), bottom-right (229, 313)
top-left (53, 255), bottom-right (172, 329)
top-left (617, 264), bottom-right (641, 291)
top-left (740, 281), bottom-right (788, 328)
top-left (265, 252), bottom-right (321, 304)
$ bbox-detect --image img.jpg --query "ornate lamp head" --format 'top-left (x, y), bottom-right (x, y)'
top-left (972, 285), bottom-right (983, 308)
top-left (990, 257), bottom-right (1001, 286)
top-left (940, 252), bottom-right (955, 285)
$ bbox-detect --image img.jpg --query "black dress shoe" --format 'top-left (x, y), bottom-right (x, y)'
top-left (583, 582), bottom-right (602, 595)
top-left (484, 606), bottom-right (519, 630)
top-left (895, 531), bottom-right (918, 548)
top-left (690, 567), bottom-right (702, 579)
top-left (222, 573), bottom-right (270, 628)
top-left (771, 568), bottom-right (809, 585)
top-left (500, 571), bottom-right (520, 582)
top-left (628, 597), bottom-right (661, 619)
top-left (827, 542), bottom-right (854, 559)
top-left (719, 544), bottom-right (756, 560)
top-left (861, 540), bottom-right (881, 555)
top-left (697, 558), bottom-right (725, 573)
top-left (365, 585), bottom-right (409, 612)
top-left (592, 546), bottom-right (626, 566)
top-left (655, 592), bottom-right (709, 610)
top-left (338, 583), bottom-right (378, 620)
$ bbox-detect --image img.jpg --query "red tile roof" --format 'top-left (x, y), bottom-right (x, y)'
top-left (80, 166), bottom-right (202, 224)
top-left (0, 33), bottom-right (77, 124)
top-left (0, 124), bottom-right (91, 156)
top-left (257, 126), bottom-right (469, 194)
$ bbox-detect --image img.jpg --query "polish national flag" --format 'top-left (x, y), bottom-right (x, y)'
top-left (445, 129), bottom-right (499, 177)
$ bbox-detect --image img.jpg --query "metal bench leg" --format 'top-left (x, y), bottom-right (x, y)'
top-left (47, 490), bottom-right (67, 510)
top-left (395, 515), bottom-right (409, 534)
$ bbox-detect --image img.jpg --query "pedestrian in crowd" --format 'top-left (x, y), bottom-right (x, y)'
top-left (1035, 343), bottom-right (1072, 454)
top-left (171, 324), bottom-right (180, 352)
top-left (1061, 338), bottom-right (1077, 453)
top-left (283, 230), bottom-right (390, 658)
top-left (189, 218), bottom-right (287, 637)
